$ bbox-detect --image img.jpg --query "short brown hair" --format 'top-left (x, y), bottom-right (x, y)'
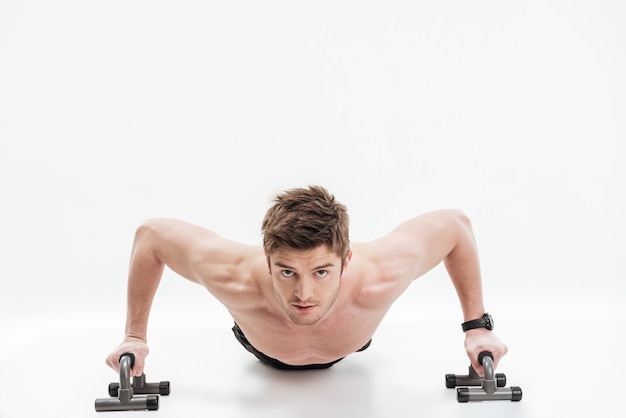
top-left (262, 186), bottom-right (350, 259)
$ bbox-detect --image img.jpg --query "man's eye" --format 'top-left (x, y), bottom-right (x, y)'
top-left (316, 270), bottom-right (328, 278)
top-left (281, 270), bottom-right (294, 278)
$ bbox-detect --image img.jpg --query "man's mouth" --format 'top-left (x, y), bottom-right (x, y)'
top-left (292, 304), bottom-right (317, 312)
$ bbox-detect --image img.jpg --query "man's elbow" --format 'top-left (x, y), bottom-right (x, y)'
top-left (452, 209), bottom-right (472, 227)
top-left (436, 209), bottom-right (472, 227)
top-left (438, 209), bottom-right (474, 238)
top-left (134, 218), bottom-right (167, 245)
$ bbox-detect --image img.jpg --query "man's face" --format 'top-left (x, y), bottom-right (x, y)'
top-left (268, 245), bottom-right (350, 326)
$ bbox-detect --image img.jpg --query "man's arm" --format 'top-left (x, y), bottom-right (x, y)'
top-left (105, 218), bottom-right (250, 376)
top-left (376, 209), bottom-right (508, 375)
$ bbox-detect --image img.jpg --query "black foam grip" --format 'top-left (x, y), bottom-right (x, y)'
top-left (478, 351), bottom-right (493, 365)
top-left (119, 352), bottom-right (136, 368)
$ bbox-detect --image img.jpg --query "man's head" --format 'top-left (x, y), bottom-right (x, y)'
top-left (262, 186), bottom-right (351, 325)
top-left (261, 185), bottom-right (350, 261)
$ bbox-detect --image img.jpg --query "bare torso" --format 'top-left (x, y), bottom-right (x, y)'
top-left (213, 243), bottom-right (406, 366)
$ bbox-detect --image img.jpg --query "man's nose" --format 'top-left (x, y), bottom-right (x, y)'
top-left (295, 277), bottom-right (313, 301)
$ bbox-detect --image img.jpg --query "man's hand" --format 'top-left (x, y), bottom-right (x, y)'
top-left (105, 337), bottom-right (149, 377)
top-left (464, 329), bottom-right (508, 377)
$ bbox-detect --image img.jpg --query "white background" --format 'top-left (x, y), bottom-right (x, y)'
top-left (1, 1), bottom-right (625, 417)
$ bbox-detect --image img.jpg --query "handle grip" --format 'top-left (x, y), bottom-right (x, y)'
top-left (478, 351), bottom-right (493, 365)
top-left (119, 353), bottom-right (136, 368)
top-left (477, 351), bottom-right (496, 394)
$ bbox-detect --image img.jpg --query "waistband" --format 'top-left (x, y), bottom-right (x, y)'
top-left (231, 323), bottom-right (371, 370)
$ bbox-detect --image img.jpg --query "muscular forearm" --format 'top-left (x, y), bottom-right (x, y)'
top-left (124, 224), bottom-right (165, 341)
top-left (442, 213), bottom-right (485, 322)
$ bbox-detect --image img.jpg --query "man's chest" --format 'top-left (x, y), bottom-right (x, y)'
top-left (232, 306), bottom-right (384, 366)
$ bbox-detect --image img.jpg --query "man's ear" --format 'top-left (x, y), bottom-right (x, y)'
top-left (341, 250), bottom-right (353, 276)
top-left (266, 255), bottom-right (272, 275)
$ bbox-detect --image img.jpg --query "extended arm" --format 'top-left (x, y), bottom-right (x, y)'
top-left (105, 218), bottom-right (249, 375)
top-left (438, 211), bottom-right (508, 375)
top-left (378, 209), bottom-right (507, 374)
top-left (124, 222), bottom-right (166, 343)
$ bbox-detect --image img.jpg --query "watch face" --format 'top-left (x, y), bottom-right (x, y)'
top-left (485, 314), bottom-right (494, 330)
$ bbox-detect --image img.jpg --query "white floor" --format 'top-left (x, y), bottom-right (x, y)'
top-left (2, 287), bottom-right (624, 418)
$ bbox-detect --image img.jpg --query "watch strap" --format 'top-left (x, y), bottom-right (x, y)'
top-left (462, 313), bottom-right (493, 332)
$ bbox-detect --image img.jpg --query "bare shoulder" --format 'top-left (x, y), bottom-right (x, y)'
top-left (350, 209), bottom-right (470, 306)
top-left (347, 241), bottom-right (408, 310)
top-left (139, 218), bottom-right (266, 303)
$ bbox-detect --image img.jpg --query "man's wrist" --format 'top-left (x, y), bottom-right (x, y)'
top-left (464, 327), bottom-right (492, 337)
top-left (124, 333), bottom-right (147, 343)
top-left (461, 312), bottom-right (494, 332)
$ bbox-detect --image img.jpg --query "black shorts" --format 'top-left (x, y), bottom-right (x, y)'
top-left (232, 323), bottom-right (371, 371)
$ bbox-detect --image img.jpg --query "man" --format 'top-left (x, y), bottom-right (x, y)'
top-left (106, 186), bottom-right (507, 377)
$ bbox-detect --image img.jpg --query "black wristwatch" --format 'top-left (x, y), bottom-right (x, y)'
top-left (462, 313), bottom-right (494, 332)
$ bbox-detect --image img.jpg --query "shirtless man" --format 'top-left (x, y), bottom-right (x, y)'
top-left (106, 186), bottom-right (508, 377)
